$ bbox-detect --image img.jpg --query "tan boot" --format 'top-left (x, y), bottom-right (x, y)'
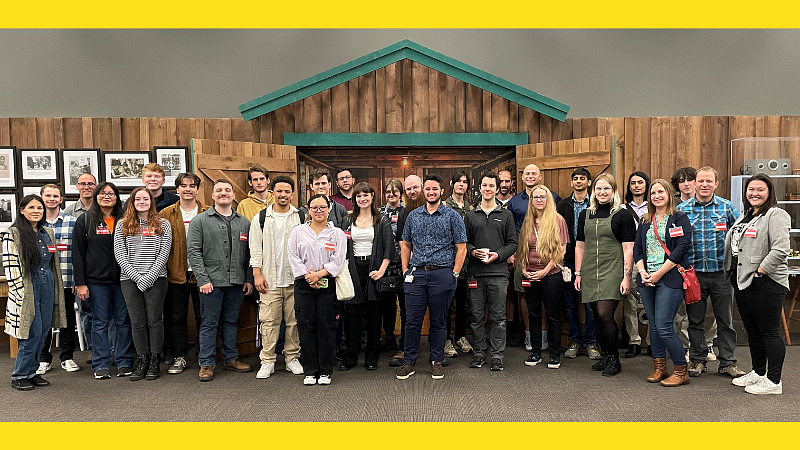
top-left (647, 358), bottom-right (669, 383)
top-left (661, 364), bottom-right (690, 387)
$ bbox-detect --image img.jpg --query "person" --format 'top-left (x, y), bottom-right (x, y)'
top-left (443, 170), bottom-right (474, 357)
top-left (574, 173), bottom-right (635, 377)
top-left (288, 194), bottom-right (347, 386)
top-left (250, 176), bottom-right (305, 379)
top-left (464, 173), bottom-right (517, 371)
top-left (621, 171), bottom-right (651, 358)
top-left (396, 174), bottom-right (467, 381)
top-left (495, 169), bottom-right (514, 207)
top-left (677, 166), bottom-right (746, 378)
top-left (332, 168), bottom-right (355, 212)
top-left (633, 179), bottom-right (692, 386)
top-left (517, 185), bottom-right (569, 369)
top-left (114, 187), bottom-right (172, 381)
top-left (74, 182), bottom-right (134, 379)
top-left (36, 185), bottom-right (81, 374)
top-left (556, 168), bottom-right (599, 360)
top-left (236, 165), bottom-right (275, 220)
top-left (339, 182), bottom-right (394, 371)
top-left (3, 195), bottom-right (67, 391)
top-left (187, 179), bottom-right (255, 382)
top-left (378, 178), bottom-right (405, 355)
top-left (139, 163), bottom-right (179, 212)
top-left (300, 168), bottom-right (347, 228)
top-left (724, 174), bottom-right (790, 394)
top-left (671, 167), bottom-right (697, 205)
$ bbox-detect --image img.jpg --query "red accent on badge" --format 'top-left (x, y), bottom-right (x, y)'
top-left (47, 245), bottom-right (56, 253)
top-left (56, 244), bottom-right (68, 251)
top-left (96, 226), bottom-right (110, 235)
top-left (344, 231), bottom-right (351, 239)
top-left (468, 281), bottom-right (478, 288)
top-left (324, 243), bottom-right (336, 251)
top-left (715, 223), bottom-right (727, 231)
top-left (744, 228), bottom-right (757, 238)
top-left (521, 280), bottom-right (531, 287)
top-left (391, 215), bottom-right (398, 223)
top-left (239, 233), bottom-right (248, 241)
top-left (669, 227), bottom-right (684, 238)
top-left (142, 229), bottom-right (155, 236)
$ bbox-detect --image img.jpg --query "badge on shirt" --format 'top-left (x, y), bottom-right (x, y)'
top-left (96, 226), bottom-right (110, 235)
top-left (521, 280), bottom-right (531, 287)
top-left (715, 223), bottom-right (727, 231)
top-left (744, 228), bottom-right (757, 238)
top-left (324, 242), bottom-right (336, 251)
top-left (141, 229), bottom-right (155, 237)
top-left (239, 232), bottom-right (248, 241)
top-left (56, 244), bottom-right (68, 251)
top-left (47, 245), bottom-right (56, 253)
top-left (344, 231), bottom-right (351, 239)
top-left (391, 214), bottom-right (398, 223)
top-left (468, 280), bottom-right (478, 289)
top-left (669, 227), bottom-right (684, 238)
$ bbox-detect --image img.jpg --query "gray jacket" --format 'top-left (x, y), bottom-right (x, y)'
top-left (724, 207), bottom-right (791, 290)
top-left (187, 205), bottom-right (254, 287)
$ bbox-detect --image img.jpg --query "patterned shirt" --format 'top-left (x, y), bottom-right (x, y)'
top-left (571, 193), bottom-right (589, 239)
top-left (443, 196), bottom-right (473, 219)
top-left (402, 203), bottom-right (467, 268)
top-left (45, 211), bottom-right (77, 288)
top-left (645, 214), bottom-right (668, 273)
top-left (678, 195), bottom-right (740, 272)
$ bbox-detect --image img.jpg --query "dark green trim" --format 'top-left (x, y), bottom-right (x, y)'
top-left (239, 40), bottom-right (569, 122)
top-left (283, 132), bottom-right (529, 147)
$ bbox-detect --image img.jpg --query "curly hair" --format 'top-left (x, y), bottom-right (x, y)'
top-left (122, 187), bottom-right (164, 236)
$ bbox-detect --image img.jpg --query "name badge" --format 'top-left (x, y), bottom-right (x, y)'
top-left (47, 245), bottom-right (57, 253)
top-left (669, 227), bottom-right (684, 238)
top-left (56, 244), bottom-right (68, 251)
top-left (324, 242), bottom-right (336, 251)
top-left (142, 229), bottom-right (155, 236)
top-left (744, 228), bottom-right (757, 238)
top-left (521, 280), bottom-right (531, 287)
top-left (239, 233), bottom-right (248, 241)
top-left (468, 280), bottom-right (478, 289)
top-left (96, 226), bottom-right (110, 235)
top-left (391, 214), bottom-right (398, 223)
top-left (715, 223), bottom-right (727, 232)
top-left (344, 231), bottom-right (351, 239)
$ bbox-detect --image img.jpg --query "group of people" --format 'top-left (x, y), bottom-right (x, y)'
top-left (3, 162), bottom-right (790, 395)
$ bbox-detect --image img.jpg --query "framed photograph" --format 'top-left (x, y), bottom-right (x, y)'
top-left (0, 193), bottom-right (17, 231)
top-left (0, 147), bottom-right (16, 188)
top-left (64, 199), bottom-right (77, 211)
top-left (62, 149), bottom-right (100, 194)
top-left (103, 151), bottom-right (151, 187)
top-left (21, 186), bottom-right (41, 197)
top-left (19, 148), bottom-right (58, 182)
top-left (119, 193), bottom-right (130, 204)
top-left (154, 146), bottom-right (189, 186)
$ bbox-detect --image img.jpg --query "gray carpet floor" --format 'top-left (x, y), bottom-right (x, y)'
top-left (2, 342), bottom-right (798, 422)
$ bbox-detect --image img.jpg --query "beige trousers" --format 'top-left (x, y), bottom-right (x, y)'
top-left (258, 286), bottom-right (301, 364)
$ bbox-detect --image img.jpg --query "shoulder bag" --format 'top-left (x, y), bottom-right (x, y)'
top-left (336, 259), bottom-right (355, 301)
top-left (651, 216), bottom-right (701, 304)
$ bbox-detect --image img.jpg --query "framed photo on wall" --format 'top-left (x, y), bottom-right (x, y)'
top-left (103, 151), bottom-right (151, 188)
top-left (62, 149), bottom-right (100, 194)
top-left (0, 192), bottom-right (17, 231)
top-left (153, 146), bottom-right (189, 186)
top-left (22, 186), bottom-right (41, 198)
top-left (0, 147), bottom-right (16, 188)
top-left (19, 148), bottom-right (58, 182)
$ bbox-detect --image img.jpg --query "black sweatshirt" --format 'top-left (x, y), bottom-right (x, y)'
top-left (463, 203), bottom-right (518, 277)
top-left (73, 214), bottom-right (121, 285)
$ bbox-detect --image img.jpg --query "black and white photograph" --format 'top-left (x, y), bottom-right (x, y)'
top-left (154, 146), bottom-right (189, 185)
top-left (22, 186), bottom-right (41, 197)
top-left (0, 193), bottom-right (17, 230)
top-left (103, 151), bottom-right (151, 187)
top-left (0, 146), bottom-right (16, 188)
top-left (62, 149), bottom-right (100, 194)
top-left (20, 148), bottom-right (58, 181)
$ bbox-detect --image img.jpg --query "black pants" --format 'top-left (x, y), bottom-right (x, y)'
top-left (40, 288), bottom-right (77, 364)
top-left (734, 275), bottom-right (788, 384)
top-left (344, 258), bottom-right (381, 366)
top-left (380, 264), bottom-right (405, 344)
top-left (446, 278), bottom-right (468, 342)
top-left (294, 277), bottom-right (338, 377)
top-left (590, 299), bottom-right (621, 357)
top-left (164, 278), bottom-right (202, 358)
top-left (524, 272), bottom-right (563, 355)
top-left (120, 278), bottom-right (168, 356)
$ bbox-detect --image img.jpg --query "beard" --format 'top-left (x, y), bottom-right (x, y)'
top-left (425, 195), bottom-right (441, 205)
top-left (406, 194), bottom-right (425, 210)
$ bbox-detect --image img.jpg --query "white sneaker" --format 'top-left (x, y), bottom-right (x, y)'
top-left (706, 346), bottom-right (717, 361)
top-left (444, 340), bottom-right (457, 357)
top-left (318, 375), bottom-right (332, 385)
top-left (303, 375), bottom-right (317, 385)
top-left (524, 331), bottom-right (532, 351)
top-left (732, 370), bottom-right (766, 387)
top-left (256, 362), bottom-right (275, 379)
top-left (286, 358), bottom-right (304, 375)
top-left (455, 337), bottom-right (473, 353)
top-left (61, 360), bottom-right (80, 372)
top-left (36, 362), bottom-right (51, 375)
top-left (684, 349), bottom-right (690, 363)
top-left (745, 377), bottom-right (782, 395)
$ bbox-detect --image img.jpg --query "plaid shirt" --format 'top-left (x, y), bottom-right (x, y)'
top-left (678, 195), bottom-right (739, 272)
top-left (45, 211), bottom-right (77, 287)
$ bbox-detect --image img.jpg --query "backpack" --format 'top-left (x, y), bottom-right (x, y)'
top-left (258, 207), bottom-right (305, 231)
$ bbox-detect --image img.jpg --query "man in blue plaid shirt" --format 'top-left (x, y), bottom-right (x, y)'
top-left (36, 184), bottom-right (82, 374)
top-left (678, 167), bottom-right (746, 379)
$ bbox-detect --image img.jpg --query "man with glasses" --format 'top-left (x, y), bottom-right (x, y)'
top-left (378, 179), bottom-right (405, 355)
top-left (301, 168), bottom-right (347, 228)
top-left (332, 168), bottom-right (355, 212)
top-left (64, 173), bottom-right (97, 218)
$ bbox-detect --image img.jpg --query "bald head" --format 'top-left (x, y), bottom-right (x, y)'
top-left (404, 175), bottom-right (422, 202)
top-left (522, 164), bottom-right (541, 189)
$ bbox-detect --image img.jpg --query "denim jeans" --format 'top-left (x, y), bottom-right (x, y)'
top-left (12, 269), bottom-right (55, 380)
top-left (639, 281), bottom-right (685, 367)
top-left (40, 288), bottom-right (77, 364)
top-left (403, 268), bottom-right (457, 365)
top-left (563, 263), bottom-right (596, 346)
top-left (88, 282), bottom-right (133, 371)
top-left (198, 285), bottom-right (244, 367)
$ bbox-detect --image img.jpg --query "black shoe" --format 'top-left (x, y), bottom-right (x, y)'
top-left (163, 352), bottom-right (174, 366)
top-left (11, 378), bottom-right (34, 391)
top-left (380, 337), bottom-right (398, 353)
top-left (85, 356), bottom-right (92, 365)
top-left (117, 366), bottom-right (133, 377)
top-left (469, 356), bottom-right (485, 368)
top-left (389, 351), bottom-right (404, 367)
top-left (525, 353), bottom-right (542, 366)
top-left (548, 354), bottom-right (561, 369)
top-left (334, 348), bottom-right (347, 361)
top-left (339, 363), bottom-right (356, 371)
top-left (93, 369), bottom-right (111, 379)
top-left (146, 353), bottom-right (160, 380)
top-left (490, 358), bottom-right (504, 371)
top-left (440, 358), bottom-right (449, 367)
top-left (602, 354), bottom-right (621, 376)
top-left (364, 363), bottom-right (378, 371)
top-left (28, 375), bottom-right (50, 387)
top-left (507, 331), bottom-right (521, 348)
top-left (592, 353), bottom-right (610, 371)
top-left (130, 353), bottom-right (149, 382)
top-left (625, 344), bottom-right (641, 358)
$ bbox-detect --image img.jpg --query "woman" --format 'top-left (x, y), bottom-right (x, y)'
top-left (74, 182), bottom-right (134, 379)
top-left (340, 183), bottom-right (395, 371)
top-left (378, 178), bottom-right (405, 356)
top-left (633, 179), bottom-right (692, 386)
top-left (3, 195), bottom-right (66, 391)
top-left (517, 185), bottom-right (569, 370)
top-left (114, 187), bottom-right (173, 381)
top-left (288, 194), bottom-right (347, 386)
top-left (724, 173), bottom-right (790, 395)
top-left (574, 173), bottom-right (636, 377)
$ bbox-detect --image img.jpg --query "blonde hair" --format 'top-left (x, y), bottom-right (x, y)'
top-left (588, 173), bottom-right (621, 213)
top-left (641, 179), bottom-right (676, 224)
top-left (516, 185), bottom-right (563, 268)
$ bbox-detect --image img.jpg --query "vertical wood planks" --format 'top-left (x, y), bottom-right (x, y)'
top-left (303, 92), bottom-right (324, 133)
top-left (375, 67), bottom-right (386, 133)
top-left (401, 59), bottom-right (413, 133)
top-left (330, 83), bottom-right (349, 133)
top-left (348, 79), bottom-right (359, 132)
top-left (358, 73), bottom-right (376, 133)
top-left (411, 62), bottom-right (429, 133)
top-left (490, 94), bottom-right (509, 132)
top-left (385, 62), bottom-right (402, 133)
top-left (428, 67), bottom-right (439, 133)
top-left (11, 118), bottom-right (37, 148)
top-left (465, 84), bottom-right (482, 133)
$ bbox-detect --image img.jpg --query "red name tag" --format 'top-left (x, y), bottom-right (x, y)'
top-left (669, 227), bottom-right (684, 238)
top-left (344, 231), bottom-right (351, 239)
top-left (96, 226), bottom-right (110, 235)
top-left (47, 245), bottom-right (56, 253)
top-left (468, 280), bottom-right (478, 289)
top-left (521, 280), bottom-right (531, 287)
top-left (324, 243), bottom-right (336, 251)
top-left (715, 223), bottom-right (727, 231)
top-left (142, 229), bottom-right (155, 236)
top-left (56, 244), bottom-right (68, 251)
top-left (239, 233), bottom-right (248, 241)
top-left (391, 215), bottom-right (398, 223)
top-left (744, 228), bottom-right (757, 238)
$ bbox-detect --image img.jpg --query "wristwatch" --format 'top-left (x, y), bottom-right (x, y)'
top-left (453, 272), bottom-right (460, 279)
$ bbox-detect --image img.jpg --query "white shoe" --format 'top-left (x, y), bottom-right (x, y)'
top-left (318, 375), bottom-right (332, 385)
top-left (36, 362), bottom-right (51, 375)
top-left (684, 349), bottom-right (690, 363)
top-left (706, 346), bottom-right (717, 361)
top-left (732, 370), bottom-right (766, 387)
top-left (524, 331), bottom-right (532, 352)
top-left (303, 375), bottom-right (317, 385)
top-left (286, 358), bottom-right (304, 375)
top-left (256, 362), bottom-right (275, 379)
top-left (455, 337), bottom-right (473, 353)
top-left (61, 360), bottom-right (80, 372)
top-left (444, 340), bottom-right (457, 357)
top-left (745, 377), bottom-right (782, 395)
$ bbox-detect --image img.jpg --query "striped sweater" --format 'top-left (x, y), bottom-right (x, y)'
top-left (113, 218), bottom-right (172, 291)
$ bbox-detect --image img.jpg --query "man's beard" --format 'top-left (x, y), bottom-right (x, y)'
top-left (406, 194), bottom-right (425, 210)
top-left (426, 195), bottom-right (441, 205)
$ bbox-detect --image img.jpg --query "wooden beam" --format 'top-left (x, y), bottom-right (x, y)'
top-left (284, 132), bottom-right (528, 147)
top-left (195, 153), bottom-right (296, 173)
top-left (199, 168), bottom-right (249, 203)
top-left (469, 149), bottom-right (517, 171)
top-left (297, 151), bottom-right (335, 169)
top-left (517, 150), bottom-right (611, 171)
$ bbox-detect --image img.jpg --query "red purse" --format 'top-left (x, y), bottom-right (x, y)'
top-left (651, 216), bottom-right (702, 304)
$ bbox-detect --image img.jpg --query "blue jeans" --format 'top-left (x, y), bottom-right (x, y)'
top-left (88, 282), bottom-right (133, 371)
top-left (563, 263), bottom-right (596, 345)
top-left (12, 269), bottom-right (55, 380)
top-left (198, 285), bottom-right (244, 367)
top-left (639, 281), bottom-right (685, 367)
top-left (403, 268), bottom-right (457, 365)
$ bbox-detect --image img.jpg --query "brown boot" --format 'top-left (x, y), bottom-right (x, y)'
top-left (198, 365), bottom-right (215, 382)
top-left (661, 364), bottom-right (690, 387)
top-left (647, 358), bottom-right (669, 383)
top-left (223, 359), bottom-right (252, 373)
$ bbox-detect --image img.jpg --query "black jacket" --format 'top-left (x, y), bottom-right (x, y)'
top-left (341, 215), bottom-right (396, 302)
top-left (633, 211), bottom-right (692, 290)
top-left (556, 195), bottom-right (584, 265)
top-left (464, 203), bottom-right (518, 277)
top-left (73, 214), bottom-right (121, 285)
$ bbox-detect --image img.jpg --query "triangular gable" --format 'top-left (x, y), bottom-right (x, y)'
top-left (239, 40), bottom-right (570, 122)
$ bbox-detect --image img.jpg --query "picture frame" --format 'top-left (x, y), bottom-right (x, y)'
top-left (0, 147), bottom-right (16, 188)
top-left (103, 151), bottom-right (151, 188)
top-left (153, 146), bottom-right (189, 186)
top-left (0, 192), bottom-right (17, 231)
top-left (21, 186), bottom-right (41, 198)
top-left (19, 148), bottom-right (59, 182)
top-left (64, 198), bottom-right (77, 212)
top-left (62, 149), bottom-right (100, 195)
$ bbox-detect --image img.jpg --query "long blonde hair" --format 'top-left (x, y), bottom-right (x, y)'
top-left (516, 185), bottom-right (563, 268)
top-left (641, 179), bottom-right (676, 224)
top-left (588, 173), bottom-right (622, 213)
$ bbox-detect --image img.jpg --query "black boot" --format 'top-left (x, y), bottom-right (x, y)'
top-left (602, 354), bottom-right (622, 377)
top-left (591, 352), bottom-right (609, 371)
top-left (506, 321), bottom-right (520, 347)
top-left (625, 344), bottom-right (641, 358)
top-left (130, 353), bottom-right (149, 381)
top-left (146, 352), bottom-right (160, 380)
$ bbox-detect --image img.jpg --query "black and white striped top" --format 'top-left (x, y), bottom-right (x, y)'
top-left (113, 218), bottom-right (172, 288)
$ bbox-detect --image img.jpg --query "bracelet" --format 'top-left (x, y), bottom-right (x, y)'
top-left (574, 271), bottom-right (581, 276)
top-left (639, 269), bottom-right (647, 274)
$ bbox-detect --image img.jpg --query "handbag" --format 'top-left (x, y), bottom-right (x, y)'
top-left (651, 216), bottom-right (701, 304)
top-left (376, 276), bottom-right (404, 294)
top-left (335, 259), bottom-right (355, 301)
top-left (557, 264), bottom-right (572, 283)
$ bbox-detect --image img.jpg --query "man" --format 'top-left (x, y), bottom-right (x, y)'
top-left (236, 165), bottom-right (275, 220)
top-left (556, 168), bottom-right (600, 360)
top-left (160, 173), bottom-right (209, 374)
top-left (671, 166), bottom-right (697, 204)
top-left (141, 163), bottom-right (179, 211)
top-left (331, 168), bottom-right (354, 212)
top-left (464, 173), bottom-right (517, 371)
top-left (677, 166), bottom-right (746, 378)
top-left (442, 171), bottom-right (474, 357)
top-left (396, 174), bottom-right (467, 381)
top-left (36, 184), bottom-right (81, 374)
top-left (300, 168), bottom-right (347, 228)
top-left (621, 171), bottom-right (651, 358)
top-left (187, 179), bottom-right (255, 382)
top-left (250, 176), bottom-right (304, 379)
top-left (508, 164), bottom-right (562, 232)
top-left (495, 169), bottom-right (514, 207)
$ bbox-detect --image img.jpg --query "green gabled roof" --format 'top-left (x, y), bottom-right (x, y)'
top-left (238, 39), bottom-right (570, 122)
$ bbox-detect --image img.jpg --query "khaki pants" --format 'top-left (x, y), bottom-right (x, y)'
top-left (623, 282), bottom-right (648, 346)
top-left (675, 300), bottom-right (717, 349)
top-left (258, 286), bottom-right (301, 364)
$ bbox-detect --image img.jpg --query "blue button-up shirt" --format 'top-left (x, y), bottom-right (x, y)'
top-left (45, 211), bottom-right (77, 288)
top-left (571, 193), bottom-right (589, 239)
top-left (678, 195), bottom-right (739, 272)
top-left (402, 203), bottom-right (467, 268)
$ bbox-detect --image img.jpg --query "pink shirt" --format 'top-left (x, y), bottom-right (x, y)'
top-left (526, 214), bottom-right (570, 275)
top-left (288, 222), bottom-right (347, 279)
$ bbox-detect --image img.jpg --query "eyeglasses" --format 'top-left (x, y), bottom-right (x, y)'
top-left (337, 175), bottom-right (352, 181)
top-left (98, 192), bottom-right (117, 198)
top-left (385, 190), bottom-right (398, 195)
top-left (532, 196), bottom-right (548, 201)
top-left (309, 206), bottom-right (328, 212)
top-left (77, 182), bottom-right (97, 187)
